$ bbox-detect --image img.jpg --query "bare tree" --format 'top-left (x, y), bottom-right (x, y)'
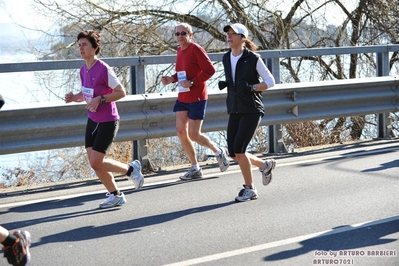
top-left (27, 0), bottom-right (398, 155)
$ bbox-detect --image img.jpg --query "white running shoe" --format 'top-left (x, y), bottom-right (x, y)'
top-left (128, 160), bottom-right (144, 189)
top-left (260, 159), bottom-right (276, 186)
top-left (235, 185), bottom-right (259, 202)
top-left (217, 147), bottom-right (230, 172)
top-left (179, 168), bottom-right (203, 180)
top-left (99, 192), bottom-right (126, 209)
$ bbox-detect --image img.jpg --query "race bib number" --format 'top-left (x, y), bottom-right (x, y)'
top-left (177, 71), bottom-right (190, 93)
top-left (82, 86), bottom-right (94, 103)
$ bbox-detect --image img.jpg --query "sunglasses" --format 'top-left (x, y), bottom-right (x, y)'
top-left (174, 31), bottom-right (189, 37)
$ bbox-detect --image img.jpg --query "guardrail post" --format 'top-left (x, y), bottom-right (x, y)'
top-left (267, 57), bottom-right (287, 154)
top-left (130, 64), bottom-right (153, 171)
top-left (376, 51), bottom-right (393, 139)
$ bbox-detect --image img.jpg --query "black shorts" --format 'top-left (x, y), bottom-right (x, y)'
top-left (85, 118), bottom-right (119, 154)
top-left (227, 113), bottom-right (262, 157)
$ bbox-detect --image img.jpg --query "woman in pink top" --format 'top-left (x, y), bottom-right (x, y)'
top-left (65, 30), bottom-right (144, 209)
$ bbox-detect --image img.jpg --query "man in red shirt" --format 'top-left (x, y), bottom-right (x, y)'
top-left (161, 23), bottom-right (230, 180)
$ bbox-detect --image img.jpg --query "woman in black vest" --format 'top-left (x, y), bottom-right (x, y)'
top-left (221, 23), bottom-right (276, 202)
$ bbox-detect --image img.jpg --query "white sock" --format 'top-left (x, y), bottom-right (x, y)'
top-left (260, 161), bottom-right (268, 171)
top-left (191, 164), bottom-right (200, 171)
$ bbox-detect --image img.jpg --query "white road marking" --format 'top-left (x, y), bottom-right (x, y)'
top-left (1, 145), bottom-right (397, 209)
top-left (163, 215), bottom-right (399, 266)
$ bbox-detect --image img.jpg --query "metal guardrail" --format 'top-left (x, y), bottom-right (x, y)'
top-left (1, 45), bottom-right (399, 157)
top-left (2, 45), bottom-right (398, 73)
top-left (0, 76), bottom-right (398, 155)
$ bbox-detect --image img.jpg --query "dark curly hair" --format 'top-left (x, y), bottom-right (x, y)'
top-left (77, 30), bottom-right (101, 55)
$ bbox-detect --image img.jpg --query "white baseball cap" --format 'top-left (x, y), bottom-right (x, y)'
top-left (223, 23), bottom-right (249, 38)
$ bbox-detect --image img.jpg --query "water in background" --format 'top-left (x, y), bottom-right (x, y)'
top-left (0, 52), bottom-right (48, 173)
top-left (0, 152), bottom-right (33, 169)
top-left (0, 53), bottom-right (44, 105)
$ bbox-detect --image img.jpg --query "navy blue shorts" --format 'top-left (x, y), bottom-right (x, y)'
top-left (85, 118), bottom-right (119, 154)
top-left (173, 100), bottom-right (207, 120)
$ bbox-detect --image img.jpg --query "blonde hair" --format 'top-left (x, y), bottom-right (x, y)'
top-left (244, 39), bottom-right (258, 51)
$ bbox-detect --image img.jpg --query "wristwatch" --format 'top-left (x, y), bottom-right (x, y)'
top-left (251, 84), bottom-right (257, 92)
top-left (100, 95), bottom-right (106, 104)
top-left (190, 80), bottom-right (194, 86)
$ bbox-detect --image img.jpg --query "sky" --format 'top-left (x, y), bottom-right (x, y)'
top-left (0, 0), bottom-right (56, 103)
top-left (0, 0), bottom-right (46, 24)
top-left (0, 0), bottom-right (51, 39)
top-left (0, 0), bottom-right (357, 36)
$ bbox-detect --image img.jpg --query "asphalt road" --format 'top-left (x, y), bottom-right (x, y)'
top-left (1, 139), bottom-right (398, 266)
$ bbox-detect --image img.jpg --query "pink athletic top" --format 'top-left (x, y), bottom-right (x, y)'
top-left (80, 60), bottom-right (120, 122)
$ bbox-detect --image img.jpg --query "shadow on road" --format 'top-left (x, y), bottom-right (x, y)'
top-left (0, 176), bottom-right (220, 217)
top-left (2, 183), bottom-right (235, 248)
top-left (361, 159), bottom-right (399, 172)
top-left (0, 175), bottom-right (225, 233)
top-left (34, 200), bottom-right (235, 247)
top-left (264, 216), bottom-right (399, 262)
